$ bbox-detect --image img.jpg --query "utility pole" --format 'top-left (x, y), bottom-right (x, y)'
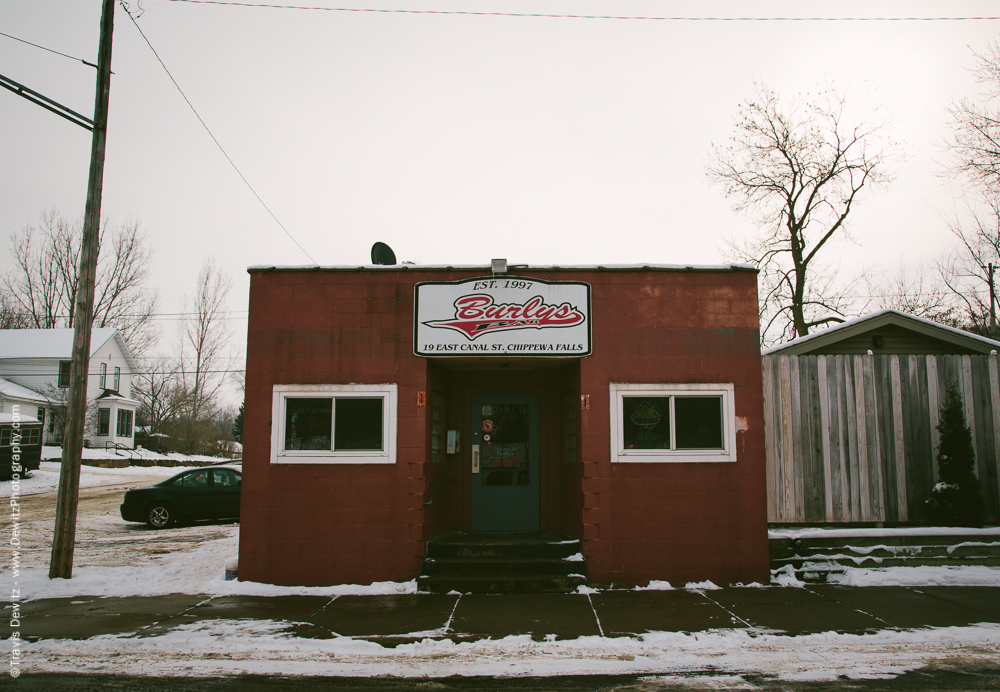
top-left (50, 0), bottom-right (116, 579)
top-left (990, 262), bottom-right (997, 340)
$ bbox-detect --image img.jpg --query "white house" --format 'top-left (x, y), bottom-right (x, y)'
top-left (0, 329), bottom-right (139, 449)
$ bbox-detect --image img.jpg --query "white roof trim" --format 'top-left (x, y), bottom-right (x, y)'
top-left (248, 262), bottom-right (757, 272)
top-left (0, 413), bottom-right (40, 424)
top-left (0, 378), bottom-right (52, 405)
top-left (763, 309), bottom-right (1000, 355)
top-left (0, 328), bottom-right (138, 372)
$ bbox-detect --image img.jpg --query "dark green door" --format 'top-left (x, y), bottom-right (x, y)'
top-left (470, 394), bottom-right (540, 532)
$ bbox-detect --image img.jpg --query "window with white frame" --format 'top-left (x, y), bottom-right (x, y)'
top-left (99, 362), bottom-right (107, 389)
top-left (116, 409), bottom-right (133, 437)
top-left (609, 383), bottom-right (737, 463)
top-left (271, 384), bottom-right (397, 464)
top-left (97, 408), bottom-right (111, 436)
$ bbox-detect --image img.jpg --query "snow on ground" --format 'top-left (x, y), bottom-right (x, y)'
top-left (40, 445), bottom-right (231, 464)
top-left (8, 620), bottom-right (1000, 680)
top-left (6, 479), bottom-right (1000, 680)
top-left (771, 526), bottom-right (1000, 539)
top-left (830, 565), bottom-right (1000, 587)
top-left (0, 461), bottom-right (196, 498)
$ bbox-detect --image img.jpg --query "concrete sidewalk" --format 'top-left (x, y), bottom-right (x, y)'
top-left (5, 585), bottom-right (1000, 644)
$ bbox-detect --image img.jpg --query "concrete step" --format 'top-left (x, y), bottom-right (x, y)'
top-left (421, 557), bottom-right (582, 577)
top-left (417, 574), bottom-right (587, 594)
top-left (420, 532), bottom-right (586, 593)
top-left (775, 554), bottom-right (1000, 570)
top-left (426, 532), bottom-right (581, 560)
top-left (770, 529), bottom-right (1000, 583)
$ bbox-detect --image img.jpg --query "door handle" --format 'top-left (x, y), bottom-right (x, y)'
top-left (472, 444), bottom-right (480, 474)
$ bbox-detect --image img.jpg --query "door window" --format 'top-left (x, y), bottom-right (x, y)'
top-left (479, 403), bottom-right (530, 487)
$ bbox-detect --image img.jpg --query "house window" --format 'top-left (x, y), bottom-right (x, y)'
top-left (97, 408), bottom-right (111, 436)
top-left (609, 383), bottom-right (737, 463)
top-left (100, 362), bottom-right (107, 389)
top-left (116, 409), bottom-right (133, 437)
top-left (271, 384), bottom-right (397, 464)
top-left (114, 366), bottom-right (120, 392)
top-left (58, 360), bottom-right (71, 388)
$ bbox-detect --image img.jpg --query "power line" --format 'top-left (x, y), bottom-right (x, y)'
top-left (0, 369), bottom-right (244, 378)
top-left (158, 0), bottom-right (1000, 22)
top-left (0, 30), bottom-right (98, 68)
top-left (119, 2), bottom-right (318, 264)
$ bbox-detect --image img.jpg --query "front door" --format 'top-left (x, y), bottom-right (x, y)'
top-left (470, 394), bottom-right (540, 531)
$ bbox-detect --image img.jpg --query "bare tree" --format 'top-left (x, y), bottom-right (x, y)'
top-left (707, 84), bottom-right (899, 344)
top-left (0, 290), bottom-right (31, 329)
top-left (948, 42), bottom-right (1000, 193)
top-left (940, 194), bottom-right (1000, 337)
top-left (944, 43), bottom-right (1000, 338)
top-left (132, 357), bottom-right (187, 436)
top-left (2, 210), bottom-right (159, 355)
top-left (176, 257), bottom-right (233, 453)
top-left (861, 260), bottom-right (958, 323)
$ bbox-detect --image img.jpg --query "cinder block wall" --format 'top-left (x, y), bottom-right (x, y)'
top-left (240, 270), bottom-right (428, 586)
top-left (240, 267), bottom-right (768, 587)
top-left (576, 269), bottom-right (769, 586)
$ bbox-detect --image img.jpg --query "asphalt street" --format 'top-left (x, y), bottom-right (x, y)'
top-left (7, 665), bottom-right (1000, 691)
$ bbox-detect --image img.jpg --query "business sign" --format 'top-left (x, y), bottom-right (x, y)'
top-left (414, 277), bottom-right (591, 357)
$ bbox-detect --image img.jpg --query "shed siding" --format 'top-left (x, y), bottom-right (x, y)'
top-left (764, 352), bottom-right (1000, 524)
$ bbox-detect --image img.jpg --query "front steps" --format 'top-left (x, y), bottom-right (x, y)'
top-left (770, 528), bottom-right (1000, 583)
top-left (419, 532), bottom-right (587, 594)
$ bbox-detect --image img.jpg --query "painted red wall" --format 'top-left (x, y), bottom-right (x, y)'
top-left (240, 266), bottom-right (767, 587)
top-left (240, 270), bottom-right (428, 586)
top-left (575, 269), bottom-right (769, 586)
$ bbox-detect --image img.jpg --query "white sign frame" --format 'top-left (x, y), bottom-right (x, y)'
top-left (414, 276), bottom-right (592, 357)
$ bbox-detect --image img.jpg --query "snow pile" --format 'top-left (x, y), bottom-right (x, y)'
top-left (0, 461), bottom-right (193, 498)
top-left (40, 445), bottom-right (230, 464)
top-left (18, 530), bottom-right (240, 600)
top-left (9, 620), bottom-right (999, 680)
top-left (831, 565), bottom-right (1000, 587)
top-left (770, 525), bottom-right (1000, 587)
top-left (635, 580), bottom-right (675, 591)
top-left (17, 526), bottom-right (417, 601)
top-left (207, 578), bottom-right (418, 599)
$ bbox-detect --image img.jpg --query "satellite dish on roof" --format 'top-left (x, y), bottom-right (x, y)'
top-left (372, 242), bottom-right (396, 264)
top-left (371, 242), bottom-right (397, 265)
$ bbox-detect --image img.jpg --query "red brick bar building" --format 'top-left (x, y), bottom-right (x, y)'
top-left (239, 263), bottom-right (769, 588)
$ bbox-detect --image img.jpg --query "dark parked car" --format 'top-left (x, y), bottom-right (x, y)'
top-left (0, 413), bottom-right (43, 481)
top-left (120, 465), bottom-right (241, 529)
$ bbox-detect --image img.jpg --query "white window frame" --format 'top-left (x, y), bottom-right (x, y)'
top-left (610, 383), bottom-right (737, 463)
top-left (271, 384), bottom-right (398, 464)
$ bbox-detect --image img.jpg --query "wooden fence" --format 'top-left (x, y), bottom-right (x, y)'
top-left (763, 353), bottom-right (1000, 524)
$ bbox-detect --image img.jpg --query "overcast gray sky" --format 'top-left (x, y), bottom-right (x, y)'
top-left (3, 0), bottom-right (999, 379)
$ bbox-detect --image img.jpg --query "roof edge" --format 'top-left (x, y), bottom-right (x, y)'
top-left (247, 262), bottom-right (758, 274)
top-left (763, 308), bottom-right (1000, 355)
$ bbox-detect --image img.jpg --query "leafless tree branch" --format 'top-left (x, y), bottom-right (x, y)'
top-left (708, 83), bottom-right (900, 345)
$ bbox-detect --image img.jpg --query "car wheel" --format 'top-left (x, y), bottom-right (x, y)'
top-left (146, 503), bottom-right (174, 529)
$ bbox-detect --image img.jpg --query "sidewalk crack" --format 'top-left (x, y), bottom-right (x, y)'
top-left (803, 585), bottom-right (894, 629)
top-left (443, 593), bottom-right (462, 633)
top-left (696, 591), bottom-right (754, 629)
top-left (585, 593), bottom-right (604, 637)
